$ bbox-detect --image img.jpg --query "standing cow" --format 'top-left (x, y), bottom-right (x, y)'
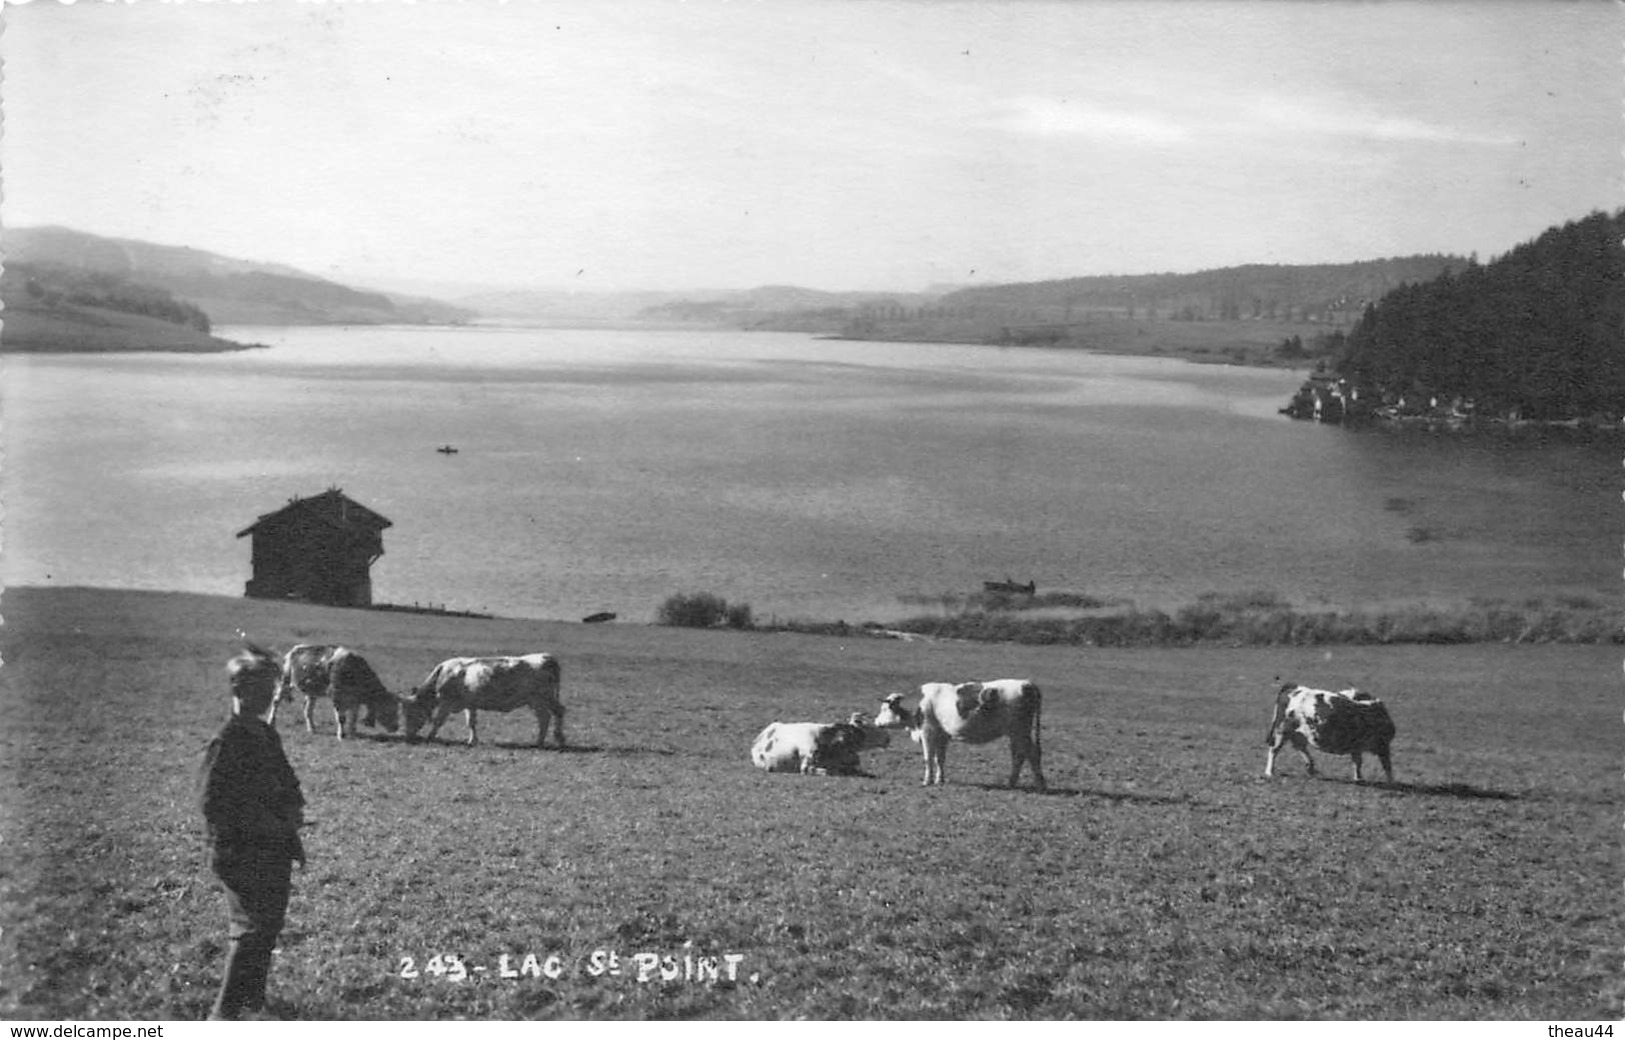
top-left (1264, 681), bottom-right (1396, 783)
top-left (875, 680), bottom-right (1046, 790)
top-left (275, 643), bottom-right (400, 740)
top-left (403, 653), bottom-right (564, 748)
top-left (750, 712), bottom-right (891, 776)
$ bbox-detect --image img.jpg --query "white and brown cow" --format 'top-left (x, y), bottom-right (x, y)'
top-left (750, 712), bottom-right (891, 776)
top-left (1264, 681), bottom-right (1395, 783)
top-left (275, 643), bottom-right (401, 740)
top-left (875, 680), bottom-right (1046, 790)
top-left (403, 653), bottom-right (564, 748)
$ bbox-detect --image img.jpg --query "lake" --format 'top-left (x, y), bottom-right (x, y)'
top-left (1, 324), bottom-right (1616, 623)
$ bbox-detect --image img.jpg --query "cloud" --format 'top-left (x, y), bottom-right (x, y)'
top-left (1239, 95), bottom-right (1518, 147)
top-left (995, 96), bottom-right (1192, 146)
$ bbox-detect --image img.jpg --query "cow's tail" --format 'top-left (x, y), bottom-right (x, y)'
top-left (1265, 680), bottom-right (1292, 746)
top-left (540, 654), bottom-right (562, 689)
top-left (1032, 683), bottom-right (1043, 751)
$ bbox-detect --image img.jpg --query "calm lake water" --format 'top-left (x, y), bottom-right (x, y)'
top-left (2, 325), bottom-right (1616, 623)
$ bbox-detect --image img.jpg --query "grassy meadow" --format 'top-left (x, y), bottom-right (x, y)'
top-left (0, 586), bottom-right (1618, 1020)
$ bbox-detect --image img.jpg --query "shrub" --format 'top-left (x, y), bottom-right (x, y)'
top-left (656, 591), bottom-right (731, 628)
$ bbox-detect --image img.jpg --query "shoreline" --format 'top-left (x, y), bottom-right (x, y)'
top-left (8, 583), bottom-right (1615, 649)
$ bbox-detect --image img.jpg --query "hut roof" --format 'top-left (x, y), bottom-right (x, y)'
top-left (235, 488), bottom-right (392, 539)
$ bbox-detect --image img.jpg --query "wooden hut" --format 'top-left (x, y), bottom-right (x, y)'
top-left (236, 488), bottom-right (391, 607)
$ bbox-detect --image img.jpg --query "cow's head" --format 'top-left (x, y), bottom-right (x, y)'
top-left (873, 694), bottom-right (918, 733)
top-left (845, 712), bottom-right (891, 750)
top-left (1265, 679), bottom-right (1298, 745)
top-left (400, 690), bottom-right (434, 741)
top-left (366, 693), bottom-right (402, 734)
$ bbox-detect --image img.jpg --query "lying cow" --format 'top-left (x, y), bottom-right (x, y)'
top-left (875, 680), bottom-right (1045, 790)
top-left (403, 653), bottom-right (564, 748)
top-left (1264, 681), bottom-right (1395, 783)
top-left (750, 712), bottom-right (891, 775)
top-left (275, 643), bottom-right (400, 740)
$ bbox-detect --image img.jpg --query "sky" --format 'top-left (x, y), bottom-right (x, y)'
top-left (2, 0), bottom-right (1620, 294)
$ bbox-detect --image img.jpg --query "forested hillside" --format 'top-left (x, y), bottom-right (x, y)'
top-left (4, 261), bottom-right (212, 331)
top-left (5, 226), bottom-right (473, 327)
top-left (626, 256), bottom-right (1468, 365)
top-left (1288, 211), bottom-right (1625, 425)
top-left (0, 262), bottom-right (258, 353)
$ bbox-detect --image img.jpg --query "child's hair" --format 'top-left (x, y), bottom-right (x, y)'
top-left (227, 644), bottom-right (280, 701)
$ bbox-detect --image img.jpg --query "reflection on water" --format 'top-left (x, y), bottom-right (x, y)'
top-left (2, 325), bottom-right (1615, 622)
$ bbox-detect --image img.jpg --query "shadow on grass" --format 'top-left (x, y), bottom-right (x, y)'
top-left (1265, 775), bottom-right (1517, 800)
top-left (289, 731), bottom-right (398, 745)
top-left (965, 782), bottom-right (1192, 805)
top-left (1384, 779), bottom-right (1518, 801)
top-left (418, 739), bottom-right (682, 757)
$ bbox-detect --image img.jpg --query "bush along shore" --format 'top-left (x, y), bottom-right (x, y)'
top-left (659, 589), bottom-right (1621, 647)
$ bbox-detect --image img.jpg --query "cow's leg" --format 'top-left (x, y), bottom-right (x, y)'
top-left (1377, 744), bottom-right (1394, 784)
top-left (303, 695), bottom-right (317, 734)
top-left (918, 739), bottom-right (934, 786)
top-left (464, 708), bottom-right (478, 747)
top-left (1350, 751), bottom-right (1365, 782)
top-left (333, 702), bottom-right (346, 741)
top-left (424, 703), bottom-right (455, 743)
top-left (1007, 734), bottom-right (1026, 788)
top-left (1263, 741), bottom-right (1280, 778)
top-left (1289, 733), bottom-right (1317, 776)
top-left (1022, 732), bottom-right (1047, 791)
top-left (532, 704), bottom-right (549, 748)
top-left (552, 703), bottom-right (566, 747)
top-left (924, 733), bottom-right (948, 786)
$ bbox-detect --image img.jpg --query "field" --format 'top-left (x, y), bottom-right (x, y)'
top-left (0, 586), bottom-right (1618, 1020)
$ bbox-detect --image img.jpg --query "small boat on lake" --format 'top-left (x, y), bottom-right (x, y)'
top-left (436, 444), bottom-right (459, 455)
top-left (983, 578), bottom-right (1036, 595)
top-left (582, 611), bottom-right (617, 624)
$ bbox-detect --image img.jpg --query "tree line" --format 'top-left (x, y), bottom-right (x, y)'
top-left (4, 261), bottom-right (213, 334)
top-left (1325, 210), bottom-right (1625, 422)
top-left (936, 254), bottom-right (1465, 324)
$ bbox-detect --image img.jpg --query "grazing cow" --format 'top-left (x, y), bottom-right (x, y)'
top-left (403, 654), bottom-right (564, 748)
top-left (275, 643), bottom-right (401, 740)
top-left (750, 713), bottom-right (891, 776)
top-left (1264, 681), bottom-right (1396, 783)
top-left (875, 680), bottom-right (1045, 789)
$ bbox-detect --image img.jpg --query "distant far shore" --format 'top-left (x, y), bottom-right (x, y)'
top-left (818, 314), bottom-right (1333, 370)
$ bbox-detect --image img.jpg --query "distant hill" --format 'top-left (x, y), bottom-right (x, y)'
top-left (635, 285), bottom-right (944, 332)
top-left (831, 255), bottom-right (1470, 352)
top-left (4, 226), bottom-right (475, 327)
top-left (458, 287), bottom-right (708, 324)
top-left (933, 256), bottom-right (1469, 323)
top-left (588, 257), bottom-right (1469, 345)
top-left (457, 284), bottom-right (943, 330)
